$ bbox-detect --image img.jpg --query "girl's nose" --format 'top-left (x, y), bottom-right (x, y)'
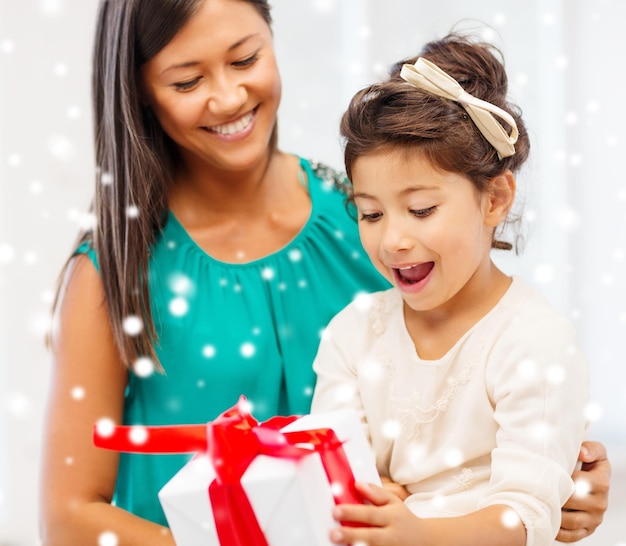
top-left (380, 219), bottom-right (413, 254)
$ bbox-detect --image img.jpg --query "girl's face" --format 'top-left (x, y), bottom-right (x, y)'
top-left (352, 148), bottom-right (507, 318)
top-left (140, 0), bottom-right (281, 174)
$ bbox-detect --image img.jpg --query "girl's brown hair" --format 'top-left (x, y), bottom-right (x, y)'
top-left (341, 32), bottom-right (530, 250)
top-left (52, 0), bottom-right (275, 368)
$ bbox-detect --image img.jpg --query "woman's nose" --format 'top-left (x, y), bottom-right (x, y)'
top-left (207, 73), bottom-right (247, 116)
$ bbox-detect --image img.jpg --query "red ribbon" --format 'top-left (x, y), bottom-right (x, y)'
top-left (94, 396), bottom-right (362, 545)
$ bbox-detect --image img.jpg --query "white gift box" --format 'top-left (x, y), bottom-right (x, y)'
top-left (158, 409), bottom-right (380, 546)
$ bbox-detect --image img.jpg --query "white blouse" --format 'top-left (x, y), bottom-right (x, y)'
top-left (311, 276), bottom-right (589, 546)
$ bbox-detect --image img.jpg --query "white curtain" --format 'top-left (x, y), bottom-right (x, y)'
top-left (0, 0), bottom-right (624, 543)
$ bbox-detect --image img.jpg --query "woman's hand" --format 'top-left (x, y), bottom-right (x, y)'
top-left (557, 441), bottom-right (611, 543)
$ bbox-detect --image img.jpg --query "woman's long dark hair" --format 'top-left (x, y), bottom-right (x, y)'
top-left (52, 0), bottom-right (274, 369)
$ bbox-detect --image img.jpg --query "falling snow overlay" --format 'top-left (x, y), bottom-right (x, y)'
top-left (1, 0), bottom-right (625, 544)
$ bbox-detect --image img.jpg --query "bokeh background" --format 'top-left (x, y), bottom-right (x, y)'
top-left (0, 0), bottom-right (624, 544)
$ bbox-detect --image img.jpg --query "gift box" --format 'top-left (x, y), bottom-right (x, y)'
top-left (94, 397), bottom-right (380, 546)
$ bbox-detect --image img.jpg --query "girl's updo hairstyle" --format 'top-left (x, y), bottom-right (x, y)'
top-left (340, 32), bottom-right (530, 250)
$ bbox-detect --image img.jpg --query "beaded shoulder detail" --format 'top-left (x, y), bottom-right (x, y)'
top-left (309, 159), bottom-right (353, 196)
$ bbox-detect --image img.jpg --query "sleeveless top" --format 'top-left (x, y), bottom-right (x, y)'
top-left (77, 156), bottom-right (389, 524)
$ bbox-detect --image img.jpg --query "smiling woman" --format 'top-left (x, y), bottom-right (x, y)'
top-left (37, 0), bottom-right (389, 544)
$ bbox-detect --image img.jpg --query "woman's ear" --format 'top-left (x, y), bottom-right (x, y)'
top-left (484, 170), bottom-right (516, 227)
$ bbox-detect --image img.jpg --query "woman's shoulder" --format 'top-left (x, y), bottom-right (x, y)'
top-left (299, 156), bottom-right (352, 196)
top-left (73, 236), bottom-right (99, 271)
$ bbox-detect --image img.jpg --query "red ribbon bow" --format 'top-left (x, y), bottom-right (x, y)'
top-left (94, 396), bottom-right (362, 545)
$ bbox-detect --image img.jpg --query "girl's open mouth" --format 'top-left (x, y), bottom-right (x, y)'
top-left (393, 262), bottom-right (434, 289)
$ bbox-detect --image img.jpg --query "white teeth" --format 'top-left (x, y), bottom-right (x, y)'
top-left (211, 111), bottom-right (254, 135)
top-left (398, 265), bottom-right (414, 270)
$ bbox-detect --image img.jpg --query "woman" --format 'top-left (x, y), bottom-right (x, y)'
top-left (38, 1), bottom-right (610, 544)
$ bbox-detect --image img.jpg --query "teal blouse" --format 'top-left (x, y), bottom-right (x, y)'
top-left (79, 157), bottom-right (389, 525)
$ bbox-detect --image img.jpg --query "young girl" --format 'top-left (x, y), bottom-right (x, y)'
top-left (311, 33), bottom-right (590, 546)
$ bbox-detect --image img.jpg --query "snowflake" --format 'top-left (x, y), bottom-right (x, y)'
top-left (169, 273), bottom-right (193, 295)
top-left (126, 205), bottom-right (139, 219)
top-left (122, 315), bottom-right (143, 336)
top-left (330, 482), bottom-right (344, 497)
top-left (53, 63), bottom-right (68, 77)
top-left (533, 264), bottom-right (555, 284)
top-left (311, 0), bottom-right (335, 15)
top-left (1, 39), bottom-right (14, 53)
top-left (501, 508), bottom-right (522, 528)
top-left (288, 249), bottom-right (302, 262)
top-left (129, 426), bottom-right (148, 445)
top-left (95, 418), bottom-right (115, 438)
top-left (71, 386), bottom-right (85, 400)
top-left (381, 419), bottom-right (401, 439)
top-left (67, 105), bottom-right (81, 119)
top-left (30, 180), bottom-right (44, 195)
top-left (202, 345), bottom-right (216, 358)
top-left (98, 531), bottom-right (119, 546)
top-left (7, 153), bottom-right (21, 167)
top-left (261, 267), bottom-right (275, 281)
top-left (0, 243), bottom-right (15, 264)
top-left (100, 171), bottom-right (114, 185)
top-left (546, 364), bottom-right (565, 385)
top-left (529, 420), bottom-right (552, 442)
top-left (48, 134), bottom-right (74, 161)
top-left (133, 357), bottom-right (155, 378)
top-left (169, 297), bottom-right (189, 317)
top-left (573, 478), bottom-right (592, 497)
top-left (444, 448), bottom-right (463, 468)
top-left (240, 342), bottom-right (256, 358)
top-left (584, 402), bottom-right (603, 423)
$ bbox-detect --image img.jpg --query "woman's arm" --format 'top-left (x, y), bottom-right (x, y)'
top-left (39, 255), bottom-right (175, 546)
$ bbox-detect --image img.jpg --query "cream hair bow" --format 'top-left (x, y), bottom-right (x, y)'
top-left (400, 57), bottom-right (519, 159)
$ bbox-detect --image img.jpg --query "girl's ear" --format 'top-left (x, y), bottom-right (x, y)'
top-left (484, 170), bottom-right (516, 227)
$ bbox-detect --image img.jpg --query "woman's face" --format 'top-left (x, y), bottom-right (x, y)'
top-left (140, 0), bottom-right (281, 174)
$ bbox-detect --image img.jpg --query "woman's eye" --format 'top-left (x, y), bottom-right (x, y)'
top-left (233, 53), bottom-right (258, 68)
top-left (173, 78), bottom-right (201, 91)
top-left (359, 212), bottom-right (382, 222)
top-left (410, 206), bottom-right (436, 218)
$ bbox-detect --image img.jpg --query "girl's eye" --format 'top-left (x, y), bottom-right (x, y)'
top-left (173, 78), bottom-right (201, 91)
top-left (233, 53), bottom-right (258, 68)
top-left (359, 212), bottom-right (382, 222)
top-left (410, 206), bottom-right (436, 218)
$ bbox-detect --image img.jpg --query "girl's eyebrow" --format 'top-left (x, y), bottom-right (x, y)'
top-left (159, 33), bottom-right (259, 76)
top-left (353, 185), bottom-right (440, 200)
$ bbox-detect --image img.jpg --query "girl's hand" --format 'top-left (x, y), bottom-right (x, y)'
top-left (380, 475), bottom-right (410, 501)
top-left (329, 482), bottom-right (420, 546)
top-left (557, 441), bottom-right (611, 542)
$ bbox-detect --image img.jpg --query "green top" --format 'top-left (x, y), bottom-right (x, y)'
top-left (78, 157), bottom-right (389, 524)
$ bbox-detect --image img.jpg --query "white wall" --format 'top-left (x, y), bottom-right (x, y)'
top-left (1, 0), bottom-right (624, 544)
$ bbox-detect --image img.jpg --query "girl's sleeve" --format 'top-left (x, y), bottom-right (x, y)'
top-left (310, 305), bottom-right (372, 446)
top-left (482, 313), bottom-right (589, 546)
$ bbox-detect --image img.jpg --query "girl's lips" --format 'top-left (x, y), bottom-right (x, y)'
top-left (392, 262), bottom-right (434, 291)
